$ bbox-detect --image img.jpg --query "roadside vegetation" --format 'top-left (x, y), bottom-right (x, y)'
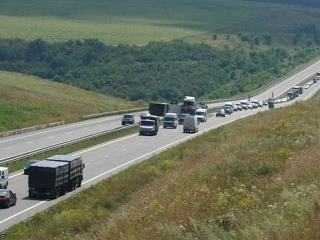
top-left (4, 97), bottom-right (320, 239)
top-left (0, 72), bottom-right (145, 132)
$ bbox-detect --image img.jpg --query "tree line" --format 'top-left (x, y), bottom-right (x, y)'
top-left (0, 27), bottom-right (319, 102)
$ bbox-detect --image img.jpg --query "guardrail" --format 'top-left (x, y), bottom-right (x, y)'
top-left (0, 123), bottom-right (139, 166)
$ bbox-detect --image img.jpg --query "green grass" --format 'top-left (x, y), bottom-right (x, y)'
top-left (1, 0), bottom-right (314, 46)
top-left (4, 98), bottom-right (320, 239)
top-left (0, 71), bottom-right (146, 131)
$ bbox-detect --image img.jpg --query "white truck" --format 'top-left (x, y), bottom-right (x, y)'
top-left (0, 167), bottom-right (9, 189)
top-left (181, 96), bottom-right (197, 115)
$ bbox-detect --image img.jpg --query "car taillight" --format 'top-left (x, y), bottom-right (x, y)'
top-left (0, 196), bottom-right (8, 200)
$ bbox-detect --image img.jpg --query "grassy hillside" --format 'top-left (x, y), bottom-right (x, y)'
top-left (4, 96), bottom-right (320, 239)
top-left (2, 0), bottom-right (319, 46)
top-left (0, 71), bottom-right (145, 132)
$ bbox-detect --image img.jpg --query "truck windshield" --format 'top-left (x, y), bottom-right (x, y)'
top-left (141, 121), bottom-right (155, 126)
top-left (164, 117), bottom-right (174, 121)
top-left (196, 112), bottom-right (204, 116)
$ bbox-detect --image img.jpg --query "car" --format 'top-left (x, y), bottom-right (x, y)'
top-left (258, 101), bottom-right (263, 107)
top-left (216, 109), bottom-right (225, 117)
top-left (235, 103), bottom-right (242, 111)
top-left (247, 103), bottom-right (253, 109)
top-left (24, 159), bottom-right (41, 175)
top-left (0, 189), bottom-right (17, 208)
top-left (224, 106), bottom-right (233, 115)
top-left (178, 113), bottom-right (190, 125)
top-left (198, 102), bottom-right (208, 109)
top-left (263, 101), bottom-right (268, 106)
top-left (122, 114), bottom-right (135, 125)
top-left (232, 105), bottom-right (238, 112)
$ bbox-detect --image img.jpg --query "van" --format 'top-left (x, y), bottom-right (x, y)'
top-left (195, 108), bottom-right (207, 122)
top-left (0, 167), bottom-right (9, 189)
top-left (224, 102), bottom-right (233, 110)
top-left (163, 113), bottom-right (178, 128)
top-left (183, 115), bottom-right (199, 133)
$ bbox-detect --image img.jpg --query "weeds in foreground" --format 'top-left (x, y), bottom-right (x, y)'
top-left (4, 100), bottom-right (320, 239)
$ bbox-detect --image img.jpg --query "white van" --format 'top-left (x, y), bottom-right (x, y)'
top-left (183, 115), bottom-right (199, 133)
top-left (195, 108), bottom-right (207, 122)
top-left (163, 113), bottom-right (178, 128)
top-left (0, 167), bottom-right (9, 189)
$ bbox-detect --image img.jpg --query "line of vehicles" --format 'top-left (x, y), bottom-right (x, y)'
top-left (3, 71), bottom-right (319, 209)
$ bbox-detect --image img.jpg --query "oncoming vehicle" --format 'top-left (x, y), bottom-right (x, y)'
top-left (240, 101), bottom-right (248, 110)
top-left (163, 113), bottom-right (178, 129)
top-left (122, 114), bottom-right (135, 125)
top-left (178, 113), bottom-right (190, 125)
top-left (0, 189), bottom-right (17, 208)
top-left (195, 108), bottom-right (207, 122)
top-left (139, 115), bottom-right (160, 135)
top-left (216, 109), bottom-right (225, 117)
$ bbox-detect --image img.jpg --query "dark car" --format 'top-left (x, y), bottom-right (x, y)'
top-left (178, 113), bottom-right (190, 125)
top-left (122, 114), bottom-right (135, 125)
top-left (216, 109), bottom-right (225, 117)
top-left (24, 159), bottom-right (40, 175)
top-left (224, 106), bottom-right (233, 115)
top-left (0, 189), bottom-right (17, 208)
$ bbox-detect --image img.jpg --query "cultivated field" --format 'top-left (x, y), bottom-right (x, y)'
top-left (0, 0), bottom-right (296, 46)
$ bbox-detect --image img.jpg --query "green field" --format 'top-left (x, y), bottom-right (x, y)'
top-left (0, 0), bottom-right (297, 46)
top-left (0, 71), bottom-right (145, 131)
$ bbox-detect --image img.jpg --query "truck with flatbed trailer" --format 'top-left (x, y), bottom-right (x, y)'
top-left (28, 155), bottom-right (84, 199)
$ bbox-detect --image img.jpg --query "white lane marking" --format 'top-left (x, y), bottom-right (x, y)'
top-left (48, 136), bottom-right (54, 139)
top-left (27, 142), bottom-right (33, 144)
top-left (137, 143), bottom-right (141, 145)
top-left (4, 147), bottom-right (11, 150)
top-left (105, 155), bottom-right (109, 158)
top-left (1, 116), bottom-right (253, 226)
top-left (83, 128), bottom-right (88, 131)
top-left (67, 132), bottom-right (72, 134)
top-left (0, 116), bottom-right (120, 144)
top-left (0, 201), bottom-right (47, 225)
top-left (122, 149), bottom-right (126, 152)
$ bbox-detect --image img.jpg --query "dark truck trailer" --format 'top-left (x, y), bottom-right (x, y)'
top-left (28, 160), bottom-right (70, 199)
top-left (28, 155), bottom-right (85, 199)
top-left (148, 103), bottom-right (169, 117)
top-left (46, 155), bottom-right (84, 191)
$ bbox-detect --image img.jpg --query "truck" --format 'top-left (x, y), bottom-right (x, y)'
top-left (163, 112), bottom-right (178, 128)
top-left (0, 167), bottom-right (9, 189)
top-left (292, 85), bottom-right (303, 96)
top-left (28, 155), bottom-right (85, 199)
top-left (139, 114), bottom-right (160, 135)
top-left (148, 103), bottom-right (169, 117)
top-left (181, 96), bottom-right (197, 115)
top-left (287, 91), bottom-right (296, 100)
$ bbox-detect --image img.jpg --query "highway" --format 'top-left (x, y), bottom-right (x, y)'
top-left (0, 59), bottom-right (320, 233)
